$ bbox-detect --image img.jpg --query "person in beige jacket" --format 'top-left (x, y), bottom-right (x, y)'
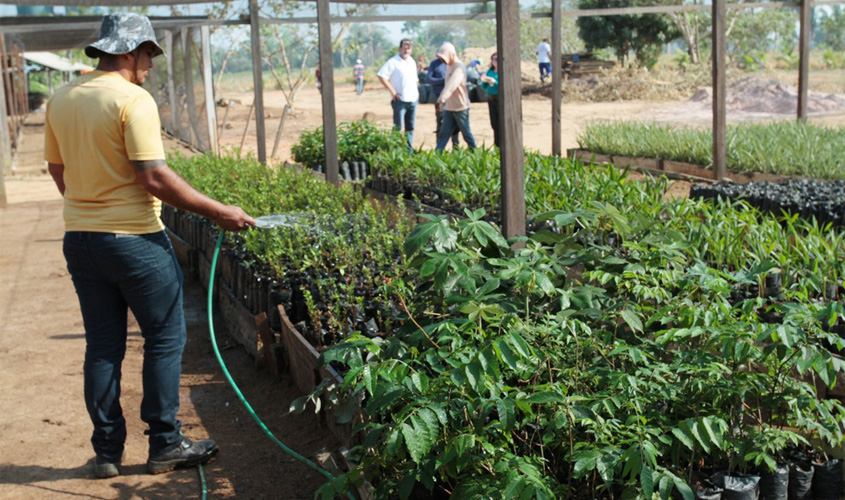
top-left (434, 42), bottom-right (477, 152)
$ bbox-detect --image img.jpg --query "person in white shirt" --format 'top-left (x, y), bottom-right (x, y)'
top-left (536, 37), bottom-right (552, 83)
top-left (377, 38), bottom-right (419, 152)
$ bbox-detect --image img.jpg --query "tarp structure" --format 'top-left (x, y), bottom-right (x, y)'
top-left (23, 51), bottom-right (92, 72)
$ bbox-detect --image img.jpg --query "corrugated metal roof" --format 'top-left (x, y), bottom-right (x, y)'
top-left (23, 51), bottom-right (93, 72)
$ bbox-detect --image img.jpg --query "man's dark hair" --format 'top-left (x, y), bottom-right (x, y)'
top-left (399, 38), bottom-right (412, 48)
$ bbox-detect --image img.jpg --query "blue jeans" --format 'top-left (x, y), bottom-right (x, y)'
top-left (435, 108), bottom-right (459, 147)
top-left (355, 78), bottom-right (364, 95)
top-left (436, 108), bottom-right (476, 152)
top-left (539, 62), bottom-right (551, 79)
top-left (391, 99), bottom-right (417, 152)
top-left (63, 231), bottom-right (186, 460)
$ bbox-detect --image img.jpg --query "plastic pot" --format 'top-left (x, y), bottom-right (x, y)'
top-left (811, 459), bottom-right (843, 500)
top-left (759, 463), bottom-right (788, 500)
top-left (711, 471), bottom-right (760, 500)
top-left (787, 462), bottom-right (813, 500)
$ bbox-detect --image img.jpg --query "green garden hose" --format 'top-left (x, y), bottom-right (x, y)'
top-left (206, 231), bottom-right (352, 498)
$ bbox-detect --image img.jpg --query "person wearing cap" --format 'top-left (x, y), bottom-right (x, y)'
top-left (353, 58), bottom-right (365, 95)
top-left (44, 12), bottom-right (255, 479)
top-left (425, 52), bottom-right (459, 149)
top-left (433, 42), bottom-right (476, 153)
top-left (377, 38), bottom-right (419, 152)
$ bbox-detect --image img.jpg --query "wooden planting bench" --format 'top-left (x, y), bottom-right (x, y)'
top-left (567, 148), bottom-right (788, 184)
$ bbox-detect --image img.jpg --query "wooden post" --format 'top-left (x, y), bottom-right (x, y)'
top-left (497, 0), bottom-right (526, 238)
top-left (551, 0), bottom-right (562, 156)
top-left (165, 31), bottom-right (179, 135)
top-left (201, 25), bottom-right (218, 154)
top-left (249, 0), bottom-right (267, 164)
top-left (0, 35), bottom-right (12, 179)
top-left (712, 0), bottom-right (727, 181)
top-left (1, 37), bottom-right (16, 151)
top-left (317, 0), bottom-right (339, 186)
top-left (797, 0), bottom-right (811, 121)
top-left (15, 48), bottom-right (25, 131)
top-left (182, 27), bottom-right (204, 150)
top-left (0, 48), bottom-right (6, 207)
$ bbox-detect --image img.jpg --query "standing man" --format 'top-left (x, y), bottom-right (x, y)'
top-left (425, 52), bottom-right (459, 149)
top-left (434, 42), bottom-right (477, 152)
top-left (353, 59), bottom-right (365, 95)
top-left (44, 13), bottom-right (255, 479)
top-left (377, 38), bottom-right (419, 152)
top-left (536, 37), bottom-right (552, 83)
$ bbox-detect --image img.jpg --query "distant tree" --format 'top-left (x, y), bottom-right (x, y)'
top-left (576, 0), bottom-right (681, 68)
top-left (817, 6), bottom-right (845, 51)
top-left (345, 20), bottom-right (393, 67)
top-left (665, 0), bottom-right (706, 64)
top-left (521, 0), bottom-right (584, 60)
top-left (727, 7), bottom-right (797, 67)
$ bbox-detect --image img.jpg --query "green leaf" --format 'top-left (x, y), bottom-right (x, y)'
top-left (671, 427), bottom-right (695, 450)
top-left (431, 219), bottom-right (459, 252)
top-left (620, 309), bottom-right (644, 333)
top-left (411, 372), bottom-right (429, 394)
top-left (674, 478), bottom-right (694, 500)
top-left (404, 220), bottom-right (440, 257)
top-left (573, 456), bottom-right (597, 477)
top-left (597, 454), bottom-right (616, 483)
top-left (497, 398), bottom-right (516, 431)
top-left (478, 221), bottom-right (509, 248)
top-left (402, 408), bottom-right (440, 464)
top-left (641, 465), bottom-right (654, 498)
top-left (386, 427), bottom-right (404, 456)
top-left (689, 421), bottom-right (712, 453)
top-left (658, 473), bottom-right (673, 500)
top-left (495, 340), bottom-right (519, 370)
top-left (524, 391), bottom-right (564, 404)
top-left (477, 277), bottom-right (501, 297)
top-left (509, 332), bottom-right (533, 359)
top-left (701, 416), bottom-right (723, 451)
top-left (363, 365), bottom-right (374, 395)
top-left (466, 360), bottom-right (484, 392)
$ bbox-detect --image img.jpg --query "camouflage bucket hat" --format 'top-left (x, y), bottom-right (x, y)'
top-left (84, 13), bottom-right (164, 58)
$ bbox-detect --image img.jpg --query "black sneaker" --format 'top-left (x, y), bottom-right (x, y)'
top-left (94, 452), bottom-right (123, 479)
top-left (147, 437), bottom-right (218, 474)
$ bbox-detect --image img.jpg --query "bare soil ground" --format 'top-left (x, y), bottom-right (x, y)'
top-left (3, 76), bottom-right (845, 499)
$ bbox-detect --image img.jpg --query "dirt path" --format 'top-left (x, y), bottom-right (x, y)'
top-left (0, 115), bottom-right (340, 500)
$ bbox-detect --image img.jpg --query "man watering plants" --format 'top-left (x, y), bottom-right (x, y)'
top-left (44, 13), bottom-right (255, 479)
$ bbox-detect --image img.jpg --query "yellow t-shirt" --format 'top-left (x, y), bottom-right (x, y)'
top-left (44, 71), bottom-right (166, 234)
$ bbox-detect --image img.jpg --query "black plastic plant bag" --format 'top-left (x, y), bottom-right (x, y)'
top-left (811, 459), bottom-right (843, 500)
top-left (711, 471), bottom-right (760, 500)
top-left (759, 463), bottom-right (789, 500)
top-left (694, 479), bottom-right (724, 500)
top-left (787, 463), bottom-right (813, 500)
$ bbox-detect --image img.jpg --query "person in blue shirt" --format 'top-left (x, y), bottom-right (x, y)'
top-left (479, 52), bottom-right (500, 148)
top-left (425, 55), bottom-right (459, 148)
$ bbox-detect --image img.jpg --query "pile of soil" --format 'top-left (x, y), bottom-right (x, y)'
top-left (688, 77), bottom-right (845, 115)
